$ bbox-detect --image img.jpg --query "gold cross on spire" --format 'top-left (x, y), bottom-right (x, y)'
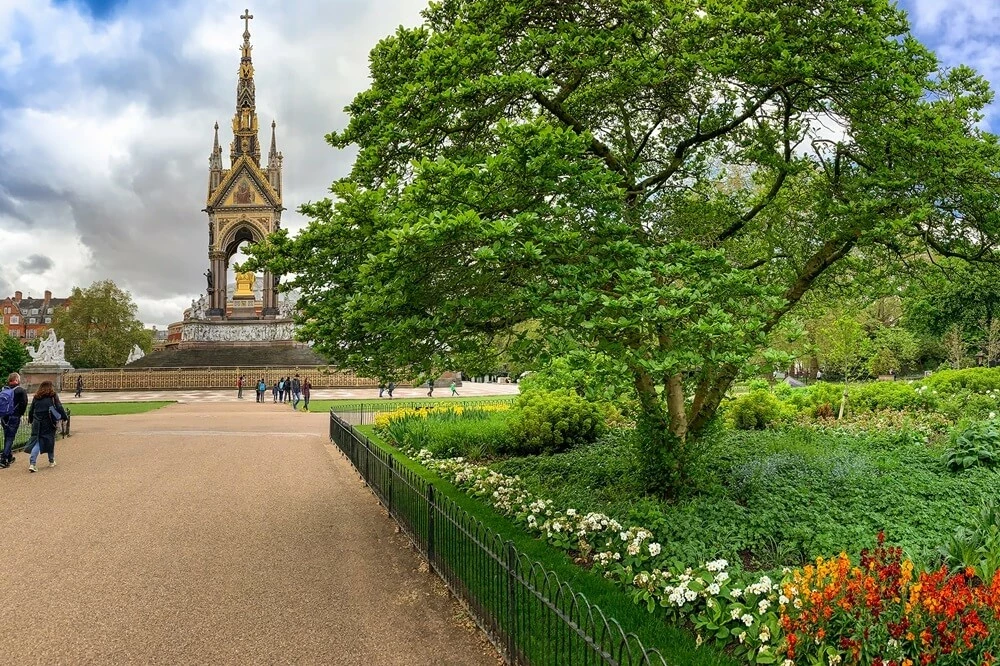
top-left (241, 9), bottom-right (253, 33)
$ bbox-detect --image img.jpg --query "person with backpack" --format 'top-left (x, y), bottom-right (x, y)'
top-left (302, 378), bottom-right (311, 411)
top-left (26, 380), bottom-right (68, 472)
top-left (237, 375), bottom-right (244, 400)
top-left (1, 372), bottom-right (29, 469)
top-left (426, 379), bottom-right (434, 398)
top-left (386, 381), bottom-right (395, 399)
top-left (272, 379), bottom-right (280, 403)
top-left (291, 374), bottom-right (302, 410)
top-left (256, 378), bottom-right (266, 403)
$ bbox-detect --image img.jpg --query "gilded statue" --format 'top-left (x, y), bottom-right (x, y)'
top-left (235, 271), bottom-right (256, 297)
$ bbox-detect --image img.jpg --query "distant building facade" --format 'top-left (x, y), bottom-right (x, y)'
top-left (1, 290), bottom-right (70, 343)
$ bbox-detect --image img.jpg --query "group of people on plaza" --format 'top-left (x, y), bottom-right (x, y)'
top-left (377, 380), bottom-right (460, 398)
top-left (0, 372), bottom-right (69, 473)
top-left (237, 374), bottom-right (310, 410)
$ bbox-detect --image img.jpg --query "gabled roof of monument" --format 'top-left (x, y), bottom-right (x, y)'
top-left (207, 154), bottom-right (281, 210)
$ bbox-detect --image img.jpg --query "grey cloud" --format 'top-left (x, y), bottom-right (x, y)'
top-left (17, 254), bottom-right (54, 274)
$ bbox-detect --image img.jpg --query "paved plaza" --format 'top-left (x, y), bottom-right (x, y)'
top-left (64, 381), bottom-right (520, 403)
top-left (0, 403), bottom-right (499, 665)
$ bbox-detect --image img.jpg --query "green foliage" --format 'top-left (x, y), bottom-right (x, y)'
top-left (497, 425), bottom-right (1000, 570)
top-left (52, 281), bottom-right (151, 368)
top-left (385, 409), bottom-right (513, 460)
top-left (944, 421), bottom-right (1000, 472)
top-left (924, 367), bottom-right (1000, 393)
top-left (849, 381), bottom-right (930, 412)
top-left (727, 389), bottom-right (792, 430)
top-left (247, 0), bottom-right (1000, 494)
top-left (0, 331), bottom-right (30, 378)
top-left (508, 390), bottom-right (605, 455)
top-left (940, 501), bottom-right (1000, 583)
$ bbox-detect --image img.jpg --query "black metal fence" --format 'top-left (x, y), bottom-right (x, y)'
top-left (334, 398), bottom-right (516, 426)
top-left (6, 411), bottom-right (72, 452)
top-left (329, 412), bottom-right (667, 666)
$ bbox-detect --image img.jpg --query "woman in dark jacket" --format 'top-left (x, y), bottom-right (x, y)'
top-left (26, 380), bottom-right (68, 473)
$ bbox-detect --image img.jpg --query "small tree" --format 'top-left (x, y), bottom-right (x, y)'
top-left (0, 331), bottom-right (30, 379)
top-left (981, 318), bottom-right (1000, 367)
top-left (943, 325), bottom-right (968, 370)
top-left (52, 281), bottom-right (151, 368)
top-left (820, 316), bottom-right (869, 418)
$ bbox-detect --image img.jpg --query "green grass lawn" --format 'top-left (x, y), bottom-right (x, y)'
top-left (62, 401), bottom-right (174, 416)
top-left (307, 396), bottom-right (516, 411)
top-left (356, 425), bottom-right (738, 666)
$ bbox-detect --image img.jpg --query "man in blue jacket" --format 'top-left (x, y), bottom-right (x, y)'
top-left (0, 372), bottom-right (29, 469)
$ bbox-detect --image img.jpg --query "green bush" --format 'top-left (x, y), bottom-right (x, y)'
top-left (507, 389), bottom-right (605, 455)
top-left (924, 367), bottom-right (1000, 393)
top-left (727, 389), bottom-right (792, 430)
top-left (782, 382), bottom-right (843, 417)
top-left (849, 381), bottom-right (931, 412)
top-left (944, 420), bottom-right (1000, 472)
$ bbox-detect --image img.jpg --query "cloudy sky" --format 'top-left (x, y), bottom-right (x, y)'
top-left (0, 0), bottom-right (998, 327)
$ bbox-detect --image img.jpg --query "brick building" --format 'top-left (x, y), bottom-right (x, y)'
top-left (1, 290), bottom-right (70, 343)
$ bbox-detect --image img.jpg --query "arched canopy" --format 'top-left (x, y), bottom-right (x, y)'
top-left (221, 220), bottom-right (266, 260)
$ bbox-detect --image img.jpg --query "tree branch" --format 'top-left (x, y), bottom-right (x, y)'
top-left (632, 81), bottom-right (800, 195)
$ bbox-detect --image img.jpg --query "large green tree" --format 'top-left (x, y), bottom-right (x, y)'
top-left (52, 281), bottom-right (151, 368)
top-left (0, 331), bottom-right (30, 379)
top-left (250, 0), bottom-right (1000, 492)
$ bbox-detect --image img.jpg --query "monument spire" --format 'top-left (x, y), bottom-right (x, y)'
top-left (267, 119), bottom-right (283, 194)
top-left (231, 8), bottom-right (260, 167)
top-left (208, 121), bottom-right (223, 193)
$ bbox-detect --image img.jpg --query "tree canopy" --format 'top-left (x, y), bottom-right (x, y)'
top-left (0, 331), bottom-right (30, 379)
top-left (52, 281), bottom-right (151, 368)
top-left (249, 0), bottom-right (1000, 492)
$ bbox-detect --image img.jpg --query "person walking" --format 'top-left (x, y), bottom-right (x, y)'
top-left (272, 380), bottom-right (280, 403)
top-left (257, 378), bottom-right (266, 403)
top-left (378, 383), bottom-right (385, 398)
top-left (237, 375), bottom-right (245, 400)
top-left (426, 379), bottom-right (434, 398)
top-left (26, 380), bottom-right (68, 472)
top-left (75, 375), bottom-right (83, 398)
top-left (302, 378), bottom-right (311, 411)
top-left (291, 374), bottom-right (302, 410)
top-left (0, 372), bottom-right (29, 469)
top-left (284, 376), bottom-right (293, 403)
top-left (386, 381), bottom-right (395, 399)
top-left (450, 380), bottom-right (459, 397)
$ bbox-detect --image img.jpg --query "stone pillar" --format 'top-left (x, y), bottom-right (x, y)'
top-left (208, 251), bottom-right (228, 317)
top-left (262, 271), bottom-right (278, 317)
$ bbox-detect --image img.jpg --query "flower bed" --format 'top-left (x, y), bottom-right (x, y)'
top-left (376, 408), bottom-right (1000, 665)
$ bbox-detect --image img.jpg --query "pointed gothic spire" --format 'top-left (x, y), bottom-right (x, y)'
top-left (209, 121), bottom-right (223, 170)
top-left (268, 120), bottom-right (278, 162)
top-left (231, 8), bottom-right (261, 166)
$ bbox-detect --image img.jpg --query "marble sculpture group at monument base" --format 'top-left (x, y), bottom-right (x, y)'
top-left (20, 328), bottom-right (73, 391)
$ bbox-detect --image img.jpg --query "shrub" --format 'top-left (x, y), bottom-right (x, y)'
top-left (507, 389), bottom-right (605, 455)
top-left (940, 501), bottom-right (1000, 584)
top-left (727, 389), bottom-right (791, 430)
top-left (850, 381), bottom-right (928, 412)
top-left (944, 420), bottom-right (1000, 472)
top-left (924, 366), bottom-right (1000, 393)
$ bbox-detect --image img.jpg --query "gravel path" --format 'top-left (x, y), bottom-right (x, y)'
top-left (0, 402), bottom-right (498, 665)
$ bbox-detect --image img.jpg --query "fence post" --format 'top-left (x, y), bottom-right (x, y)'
top-left (506, 540), bottom-right (518, 663)
top-left (387, 453), bottom-right (395, 518)
top-left (426, 484), bottom-right (436, 563)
